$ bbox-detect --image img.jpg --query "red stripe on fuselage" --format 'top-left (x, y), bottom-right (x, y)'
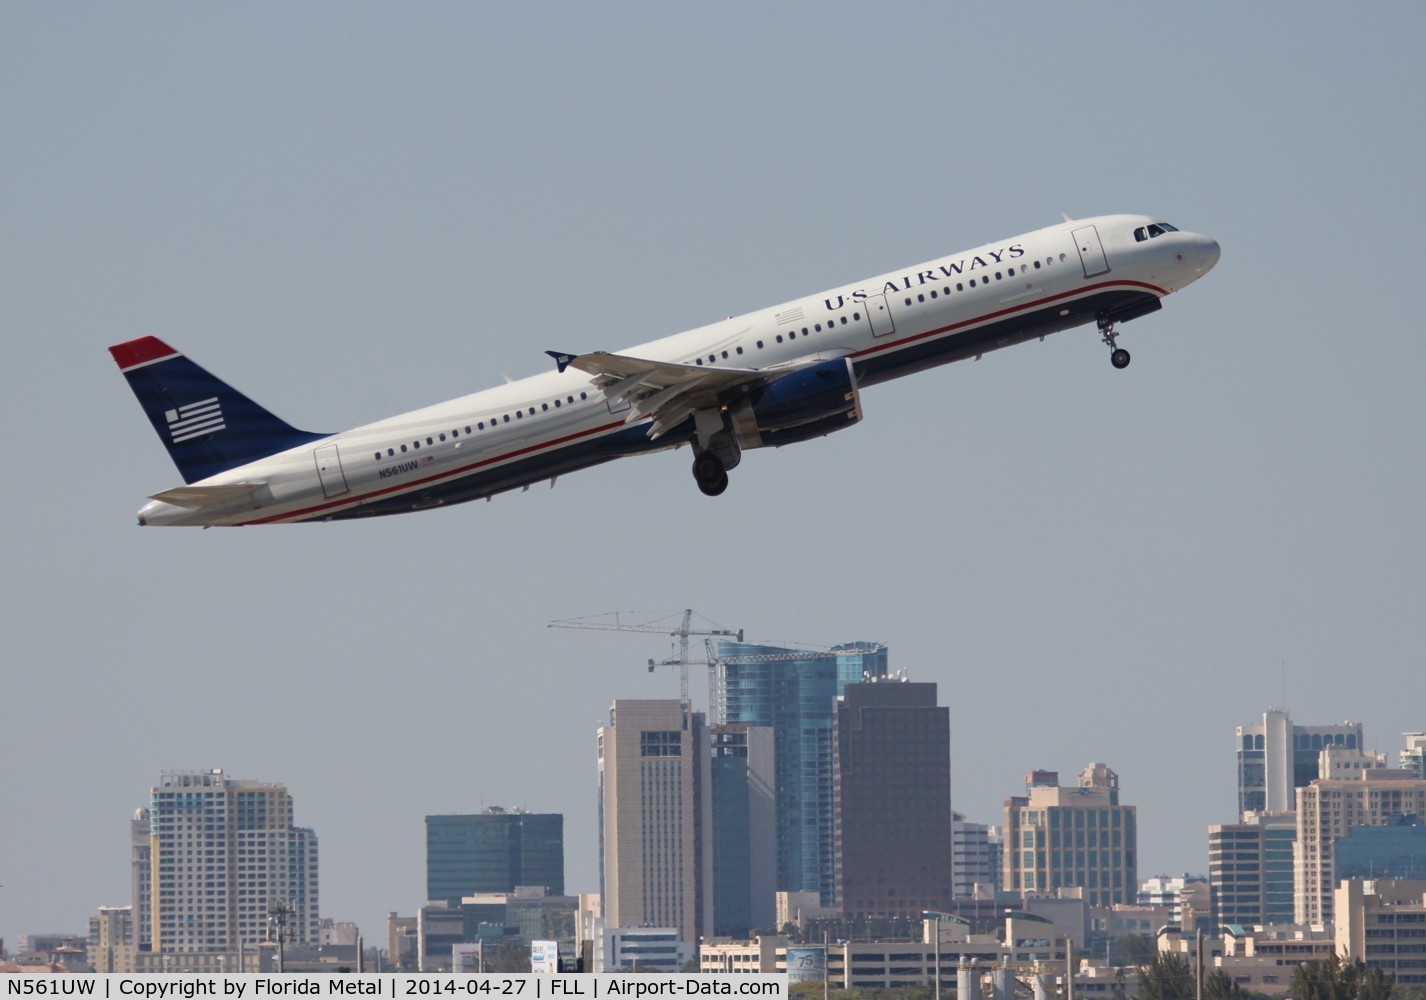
top-left (238, 417), bottom-right (632, 524)
top-left (850, 279), bottom-right (1166, 360)
top-left (237, 278), bottom-right (1168, 524)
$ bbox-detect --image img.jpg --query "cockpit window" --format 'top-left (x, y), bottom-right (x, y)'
top-left (1133, 222), bottom-right (1181, 242)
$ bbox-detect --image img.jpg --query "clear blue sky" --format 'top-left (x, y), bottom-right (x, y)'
top-left (4, 2), bottom-right (1425, 947)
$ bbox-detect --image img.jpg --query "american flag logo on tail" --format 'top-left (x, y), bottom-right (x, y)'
top-left (165, 397), bottom-right (225, 443)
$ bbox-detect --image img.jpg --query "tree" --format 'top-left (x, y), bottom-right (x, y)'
top-left (1291, 956), bottom-right (1393, 1000)
top-left (1138, 952), bottom-right (1195, 1000)
top-left (1114, 934), bottom-right (1158, 967)
top-left (1204, 969), bottom-right (1243, 1000)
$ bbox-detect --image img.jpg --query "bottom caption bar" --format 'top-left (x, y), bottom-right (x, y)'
top-left (1, 975), bottom-right (790, 1000)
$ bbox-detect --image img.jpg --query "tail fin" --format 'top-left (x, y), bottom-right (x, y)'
top-left (109, 336), bottom-right (330, 484)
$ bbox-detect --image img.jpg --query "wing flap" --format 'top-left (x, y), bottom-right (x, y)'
top-left (553, 350), bottom-right (767, 439)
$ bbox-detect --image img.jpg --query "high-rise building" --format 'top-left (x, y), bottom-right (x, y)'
top-left (87, 907), bottom-right (134, 973)
top-left (710, 724), bottom-right (776, 937)
top-left (1294, 771), bottom-right (1426, 925)
top-left (1207, 811), bottom-right (1296, 928)
top-left (131, 808), bottom-right (152, 958)
top-left (1003, 764), bottom-right (1137, 907)
top-left (833, 680), bottom-right (952, 919)
top-left (597, 700), bottom-right (711, 943)
top-left (715, 639), bottom-right (887, 904)
top-left (952, 813), bottom-right (1002, 899)
top-left (142, 769), bottom-right (318, 955)
top-left (1236, 710), bottom-right (1363, 817)
top-left (425, 809), bottom-right (564, 903)
top-left (1403, 733), bottom-right (1426, 778)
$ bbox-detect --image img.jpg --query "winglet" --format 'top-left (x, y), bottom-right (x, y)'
top-left (546, 350), bottom-right (576, 374)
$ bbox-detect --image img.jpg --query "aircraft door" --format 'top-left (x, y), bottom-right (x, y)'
top-left (314, 443), bottom-right (349, 498)
top-left (865, 293), bottom-right (896, 337)
top-left (1072, 225), bottom-right (1110, 277)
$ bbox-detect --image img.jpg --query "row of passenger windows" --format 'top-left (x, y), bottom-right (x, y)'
top-left (371, 252), bottom-right (1070, 460)
top-left (902, 255), bottom-right (1068, 306)
top-left (692, 312), bottom-right (866, 365)
top-left (373, 391), bottom-right (591, 460)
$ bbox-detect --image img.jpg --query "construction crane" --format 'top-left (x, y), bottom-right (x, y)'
top-left (548, 609), bottom-right (743, 706)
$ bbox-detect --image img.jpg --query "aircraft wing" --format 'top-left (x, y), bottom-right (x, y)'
top-left (548, 350), bottom-right (762, 438)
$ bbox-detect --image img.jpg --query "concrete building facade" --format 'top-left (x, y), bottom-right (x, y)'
top-left (142, 769), bottom-right (318, 956)
top-left (1208, 811), bottom-right (1297, 928)
top-left (1294, 771), bottom-right (1426, 925)
top-left (952, 813), bottom-right (1002, 900)
top-left (1334, 879), bottom-right (1426, 986)
top-left (1003, 764), bottom-right (1137, 906)
top-left (597, 700), bottom-right (710, 944)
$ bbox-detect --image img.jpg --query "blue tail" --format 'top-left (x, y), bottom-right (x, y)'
top-left (109, 336), bottom-right (330, 484)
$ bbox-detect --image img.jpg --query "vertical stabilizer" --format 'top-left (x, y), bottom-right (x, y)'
top-left (109, 336), bottom-right (329, 484)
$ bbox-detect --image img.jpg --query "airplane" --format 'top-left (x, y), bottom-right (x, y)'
top-left (110, 214), bottom-right (1219, 525)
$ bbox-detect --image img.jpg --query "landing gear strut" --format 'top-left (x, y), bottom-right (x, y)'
top-left (1099, 314), bottom-right (1131, 369)
top-left (693, 452), bottom-right (728, 496)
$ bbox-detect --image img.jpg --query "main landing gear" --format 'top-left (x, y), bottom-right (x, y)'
top-left (690, 408), bottom-right (739, 496)
top-left (1099, 313), bottom-right (1131, 369)
top-left (693, 452), bottom-right (729, 496)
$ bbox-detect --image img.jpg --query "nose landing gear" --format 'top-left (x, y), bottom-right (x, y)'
top-left (1099, 314), bottom-right (1131, 369)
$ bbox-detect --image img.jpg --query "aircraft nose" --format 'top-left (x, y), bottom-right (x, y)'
top-left (1197, 235), bottom-right (1221, 273)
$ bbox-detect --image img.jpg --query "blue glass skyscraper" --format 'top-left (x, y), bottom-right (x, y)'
top-left (714, 639), bottom-right (887, 905)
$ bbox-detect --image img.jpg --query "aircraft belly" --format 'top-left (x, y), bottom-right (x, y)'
top-left (855, 288), bottom-right (1155, 387)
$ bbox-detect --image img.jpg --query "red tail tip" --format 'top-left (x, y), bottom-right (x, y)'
top-left (109, 336), bottom-right (180, 371)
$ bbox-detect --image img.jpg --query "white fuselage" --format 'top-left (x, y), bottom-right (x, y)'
top-left (137, 214), bottom-right (1218, 525)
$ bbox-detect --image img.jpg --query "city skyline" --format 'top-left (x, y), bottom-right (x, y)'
top-left (7, 3), bottom-right (1426, 953)
top-left (8, 705), bottom-right (1426, 955)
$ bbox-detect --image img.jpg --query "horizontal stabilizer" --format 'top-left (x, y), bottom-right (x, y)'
top-left (150, 483), bottom-right (268, 510)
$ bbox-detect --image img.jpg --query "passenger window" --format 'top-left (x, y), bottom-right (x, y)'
top-left (542, 403), bottom-right (548, 411)
top-left (721, 350), bottom-right (728, 359)
top-left (413, 441), bottom-right (420, 449)
top-left (776, 334), bottom-right (783, 343)
top-left (427, 437), bottom-right (434, 445)
top-left (373, 452), bottom-right (381, 461)
top-left (401, 445), bottom-right (408, 453)
top-left (757, 340), bottom-right (764, 349)
top-left (388, 449), bottom-right (395, 457)
top-left (736, 346), bottom-right (743, 354)
top-left (840, 316), bottom-right (848, 325)
top-left (438, 433), bottom-right (446, 442)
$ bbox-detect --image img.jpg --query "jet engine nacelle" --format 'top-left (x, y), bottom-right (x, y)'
top-left (729, 357), bottom-right (863, 449)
